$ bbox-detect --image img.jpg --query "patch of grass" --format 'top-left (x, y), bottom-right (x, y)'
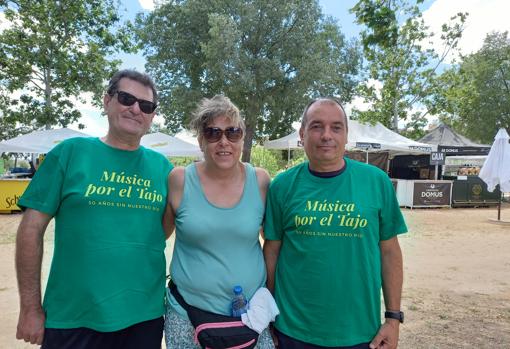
top-left (408, 304), bottom-right (419, 311)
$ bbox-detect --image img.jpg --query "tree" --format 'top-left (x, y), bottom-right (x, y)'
top-left (134, 0), bottom-right (361, 161)
top-left (351, 0), bottom-right (466, 136)
top-left (0, 0), bottom-right (130, 136)
top-left (430, 31), bottom-right (510, 143)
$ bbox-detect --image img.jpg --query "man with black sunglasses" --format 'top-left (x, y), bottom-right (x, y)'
top-left (15, 70), bottom-right (173, 349)
top-left (264, 98), bottom-right (406, 349)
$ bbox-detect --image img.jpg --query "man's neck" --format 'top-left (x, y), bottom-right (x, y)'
top-left (308, 158), bottom-right (345, 173)
top-left (101, 132), bottom-right (141, 151)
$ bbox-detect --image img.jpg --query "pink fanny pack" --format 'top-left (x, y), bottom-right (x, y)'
top-left (169, 280), bottom-right (259, 349)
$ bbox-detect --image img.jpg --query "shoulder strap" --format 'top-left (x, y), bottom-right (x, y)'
top-left (168, 279), bottom-right (192, 312)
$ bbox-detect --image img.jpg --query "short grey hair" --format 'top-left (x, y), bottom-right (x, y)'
top-left (300, 97), bottom-right (348, 130)
top-left (189, 95), bottom-right (245, 136)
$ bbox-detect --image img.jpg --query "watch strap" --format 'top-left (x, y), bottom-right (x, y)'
top-left (384, 311), bottom-right (404, 323)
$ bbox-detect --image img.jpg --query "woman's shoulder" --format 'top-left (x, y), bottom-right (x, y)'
top-left (253, 166), bottom-right (270, 180)
top-left (169, 166), bottom-right (186, 187)
top-left (253, 166), bottom-right (271, 189)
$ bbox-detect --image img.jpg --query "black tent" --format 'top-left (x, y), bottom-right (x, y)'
top-left (418, 124), bottom-right (490, 156)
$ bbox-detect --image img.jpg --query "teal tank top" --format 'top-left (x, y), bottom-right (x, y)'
top-left (169, 162), bottom-right (266, 316)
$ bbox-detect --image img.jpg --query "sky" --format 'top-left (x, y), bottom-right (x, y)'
top-left (3, 0), bottom-right (510, 136)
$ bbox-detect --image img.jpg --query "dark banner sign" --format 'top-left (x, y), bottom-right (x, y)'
top-left (430, 151), bottom-right (446, 165)
top-left (413, 181), bottom-right (451, 206)
top-left (438, 145), bottom-right (490, 156)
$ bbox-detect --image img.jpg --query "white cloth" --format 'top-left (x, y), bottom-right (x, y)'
top-left (479, 128), bottom-right (510, 192)
top-left (241, 287), bottom-right (279, 334)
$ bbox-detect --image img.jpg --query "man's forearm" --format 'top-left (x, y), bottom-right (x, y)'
top-left (162, 204), bottom-right (175, 240)
top-left (370, 237), bottom-right (403, 349)
top-left (263, 240), bottom-right (281, 294)
top-left (380, 237), bottom-right (403, 311)
top-left (15, 210), bottom-right (51, 311)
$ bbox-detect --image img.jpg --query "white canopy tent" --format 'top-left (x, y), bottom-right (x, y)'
top-left (263, 131), bottom-right (303, 150)
top-left (264, 120), bottom-right (435, 156)
top-left (0, 128), bottom-right (91, 154)
top-left (175, 130), bottom-right (199, 146)
top-left (141, 132), bottom-right (202, 157)
top-left (0, 142), bottom-right (38, 154)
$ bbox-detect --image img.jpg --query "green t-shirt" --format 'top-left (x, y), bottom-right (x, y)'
top-left (265, 158), bottom-right (407, 347)
top-left (19, 137), bottom-right (173, 331)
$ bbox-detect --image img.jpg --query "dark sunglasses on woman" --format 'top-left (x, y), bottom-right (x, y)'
top-left (113, 90), bottom-right (157, 114)
top-left (203, 126), bottom-right (243, 143)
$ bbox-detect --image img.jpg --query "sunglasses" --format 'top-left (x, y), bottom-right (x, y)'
top-left (203, 126), bottom-right (243, 143)
top-left (114, 90), bottom-right (157, 114)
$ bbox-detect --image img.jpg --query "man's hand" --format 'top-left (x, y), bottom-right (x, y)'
top-left (16, 307), bottom-right (45, 345)
top-left (369, 320), bottom-right (400, 349)
top-left (15, 209), bottom-right (51, 345)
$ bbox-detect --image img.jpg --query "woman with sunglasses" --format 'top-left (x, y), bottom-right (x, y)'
top-left (162, 95), bottom-right (275, 348)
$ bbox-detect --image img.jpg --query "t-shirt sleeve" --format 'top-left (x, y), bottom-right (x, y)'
top-left (263, 177), bottom-right (284, 241)
top-left (379, 175), bottom-right (407, 240)
top-left (17, 146), bottom-right (66, 216)
top-left (167, 158), bottom-right (175, 173)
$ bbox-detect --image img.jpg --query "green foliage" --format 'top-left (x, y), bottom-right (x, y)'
top-left (351, 0), bottom-right (403, 50)
top-left (399, 118), bottom-right (428, 140)
top-left (429, 31), bottom-right (510, 143)
top-left (287, 151), bottom-right (307, 169)
top-left (134, 0), bottom-right (362, 161)
top-left (0, 0), bottom-right (129, 138)
top-left (351, 0), bottom-right (466, 132)
top-left (168, 157), bottom-right (197, 167)
top-left (249, 145), bottom-right (280, 177)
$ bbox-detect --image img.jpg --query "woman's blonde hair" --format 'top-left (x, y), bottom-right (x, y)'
top-left (189, 95), bottom-right (245, 136)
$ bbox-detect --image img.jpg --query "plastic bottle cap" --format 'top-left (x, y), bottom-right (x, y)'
top-left (233, 285), bottom-right (242, 294)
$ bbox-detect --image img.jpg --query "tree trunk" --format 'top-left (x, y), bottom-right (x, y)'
top-left (44, 68), bottom-right (52, 130)
top-left (392, 99), bottom-right (398, 132)
top-left (242, 94), bottom-right (260, 163)
top-left (242, 123), bottom-right (254, 163)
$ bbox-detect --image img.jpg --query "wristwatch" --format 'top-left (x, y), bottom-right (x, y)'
top-left (384, 311), bottom-right (404, 323)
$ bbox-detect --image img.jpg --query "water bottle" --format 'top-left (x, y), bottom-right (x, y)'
top-left (231, 285), bottom-right (248, 317)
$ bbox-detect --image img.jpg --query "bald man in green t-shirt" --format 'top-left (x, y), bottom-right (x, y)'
top-left (264, 98), bottom-right (406, 349)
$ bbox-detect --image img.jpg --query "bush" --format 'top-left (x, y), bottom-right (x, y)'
top-left (249, 146), bottom-right (280, 177)
top-left (288, 153), bottom-right (307, 168)
top-left (168, 157), bottom-right (197, 167)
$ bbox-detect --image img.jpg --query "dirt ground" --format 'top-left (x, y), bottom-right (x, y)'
top-left (1, 205), bottom-right (510, 348)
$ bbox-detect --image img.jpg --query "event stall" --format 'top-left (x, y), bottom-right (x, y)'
top-left (417, 124), bottom-right (498, 207)
top-left (418, 124), bottom-right (490, 156)
top-left (0, 128), bottom-right (91, 212)
top-left (0, 179), bottom-right (30, 213)
top-left (395, 179), bottom-right (453, 208)
top-left (392, 124), bottom-right (490, 179)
